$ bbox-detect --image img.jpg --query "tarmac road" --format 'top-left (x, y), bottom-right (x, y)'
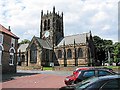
top-left (17, 70), bottom-right (72, 76)
top-left (2, 69), bottom-right (119, 89)
top-left (1, 70), bottom-right (72, 89)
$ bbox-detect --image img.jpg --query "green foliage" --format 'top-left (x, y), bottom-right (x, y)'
top-left (43, 67), bottom-right (53, 70)
top-left (19, 39), bottom-right (30, 44)
top-left (103, 40), bottom-right (113, 46)
top-left (93, 36), bottom-right (113, 47)
top-left (93, 36), bottom-right (114, 64)
top-left (93, 36), bottom-right (103, 46)
top-left (113, 42), bottom-right (120, 63)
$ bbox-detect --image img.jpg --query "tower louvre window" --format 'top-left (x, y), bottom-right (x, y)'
top-left (44, 20), bottom-right (47, 30)
top-left (48, 19), bottom-right (50, 30)
top-left (56, 20), bottom-right (61, 32)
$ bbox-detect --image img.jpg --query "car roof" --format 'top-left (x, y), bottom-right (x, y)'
top-left (84, 68), bottom-right (113, 71)
top-left (76, 75), bottom-right (120, 86)
top-left (97, 75), bottom-right (120, 80)
top-left (81, 68), bottom-right (110, 72)
top-left (84, 75), bottom-right (120, 83)
top-left (75, 67), bottom-right (112, 71)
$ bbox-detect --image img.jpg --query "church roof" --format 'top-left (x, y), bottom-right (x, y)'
top-left (57, 32), bottom-right (91, 47)
top-left (35, 37), bottom-right (52, 50)
top-left (18, 43), bottom-right (29, 52)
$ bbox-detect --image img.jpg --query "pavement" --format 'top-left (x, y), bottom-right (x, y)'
top-left (1, 70), bottom-right (72, 89)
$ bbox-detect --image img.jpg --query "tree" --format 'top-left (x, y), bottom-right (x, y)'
top-left (103, 40), bottom-right (113, 45)
top-left (93, 36), bottom-right (113, 66)
top-left (113, 42), bottom-right (120, 65)
top-left (93, 36), bottom-right (104, 46)
top-left (19, 39), bottom-right (30, 44)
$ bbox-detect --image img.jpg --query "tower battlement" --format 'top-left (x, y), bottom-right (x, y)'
top-left (40, 6), bottom-right (64, 46)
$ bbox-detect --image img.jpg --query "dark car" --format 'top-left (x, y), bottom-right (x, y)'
top-left (60, 75), bottom-right (120, 90)
top-left (65, 68), bottom-right (116, 85)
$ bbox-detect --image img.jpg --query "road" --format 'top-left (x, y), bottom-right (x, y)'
top-left (1, 70), bottom-right (72, 89)
top-left (2, 69), bottom-right (119, 90)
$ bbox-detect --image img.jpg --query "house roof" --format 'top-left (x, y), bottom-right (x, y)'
top-left (0, 24), bottom-right (19, 39)
top-left (57, 32), bottom-right (91, 47)
top-left (18, 43), bottom-right (29, 52)
top-left (35, 37), bottom-right (52, 50)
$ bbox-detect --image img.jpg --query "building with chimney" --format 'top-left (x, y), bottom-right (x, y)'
top-left (21, 7), bottom-right (95, 67)
top-left (0, 24), bottom-right (19, 73)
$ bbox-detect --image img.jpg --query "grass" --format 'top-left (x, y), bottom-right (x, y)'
top-left (103, 66), bottom-right (120, 69)
top-left (43, 67), bottom-right (53, 70)
top-left (93, 66), bottom-right (120, 69)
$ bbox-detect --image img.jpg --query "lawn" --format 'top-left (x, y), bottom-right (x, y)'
top-left (43, 67), bottom-right (53, 70)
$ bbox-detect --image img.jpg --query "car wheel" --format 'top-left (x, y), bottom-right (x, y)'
top-left (71, 80), bottom-right (75, 85)
top-left (74, 79), bottom-right (81, 84)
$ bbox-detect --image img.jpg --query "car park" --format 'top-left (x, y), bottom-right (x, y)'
top-left (64, 67), bottom-right (116, 85)
top-left (60, 75), bottom-right (120, 90)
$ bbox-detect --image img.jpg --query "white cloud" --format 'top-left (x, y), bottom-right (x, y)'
top-left (0, 0), bottom-right (119, 43)
top-left (91, 11), bottom-right (109, 24)
top-left (102, 25), bottom-right (110, 31)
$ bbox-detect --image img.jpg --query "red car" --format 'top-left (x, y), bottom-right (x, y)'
top-left (65, 67), bottom-right (93, 85)
top-left (73, 67), bottom-right (94, 75)
top-left (64, 67), bottom-right (114, 85)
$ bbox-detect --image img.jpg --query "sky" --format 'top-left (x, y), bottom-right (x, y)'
top-left (0, 0), bottom-right (119, 43)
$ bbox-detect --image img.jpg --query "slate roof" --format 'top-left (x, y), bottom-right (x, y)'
top-left (18, 43), bottom-right (29, 52)
top-left (57, 32), bottom-right (90, 47)
top-left (35, 37), bottom-right (52, 50)
top-left (0, 24), bottom-right (19, 39)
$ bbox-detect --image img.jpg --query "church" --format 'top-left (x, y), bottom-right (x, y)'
top-left (19, 7), bottom-right (95, 67)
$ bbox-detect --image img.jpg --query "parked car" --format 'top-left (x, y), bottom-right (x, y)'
top-left (65, 67), bottom-right (93, 85)
top-left (60, 75), bottom-right (120, 90)
top-left (64, 68), bottom-right (115, 85)
top-left (73, 67), bottom-right (94, 75)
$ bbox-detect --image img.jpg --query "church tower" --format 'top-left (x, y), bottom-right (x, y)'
top-left (40, 6), bottom-right (64, 46)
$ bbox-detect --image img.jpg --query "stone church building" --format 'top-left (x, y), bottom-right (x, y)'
top-left (19, 7), bottom-right (95, 67)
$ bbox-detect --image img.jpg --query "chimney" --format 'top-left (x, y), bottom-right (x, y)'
top-left (8, 26), bottom-right (11, 31)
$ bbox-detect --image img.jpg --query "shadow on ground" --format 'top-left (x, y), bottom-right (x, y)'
top-left (1, 72), bottom-right (39, 82)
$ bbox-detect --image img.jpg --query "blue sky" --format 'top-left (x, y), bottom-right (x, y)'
top-left (0, 0), bottom-right (119, 43)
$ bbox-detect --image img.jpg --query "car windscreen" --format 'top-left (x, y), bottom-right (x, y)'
top-left (75, 77), bottom-right (99, 90)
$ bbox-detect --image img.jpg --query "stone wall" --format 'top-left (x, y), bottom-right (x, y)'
top-left (54, 45), bottom-right (89, 66)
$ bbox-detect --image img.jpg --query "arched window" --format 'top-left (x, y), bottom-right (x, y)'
top-left (78, 48), bottom-right (83, 58)
top-left (30, 43), bottom-right (37, 63)
top-left (0, 44), bottom-right (4, 65)
top-left (44, 20), bottom-right (47, 30)
top-left (9, 47), bottom-right (15, 65)
top-left (48, 19), bottom-right (50, 30)
top-left (67, 49), bottom-right (72, 59)
top-left (56, 20), bottom-right (61, 32)
top-left (22, 55), bottom-right (25, 62)
top-left (58, 50), bottom-right (62, 58)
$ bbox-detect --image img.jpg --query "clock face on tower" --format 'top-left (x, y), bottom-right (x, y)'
top-left (44, 31), bottom-right (50, 38)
